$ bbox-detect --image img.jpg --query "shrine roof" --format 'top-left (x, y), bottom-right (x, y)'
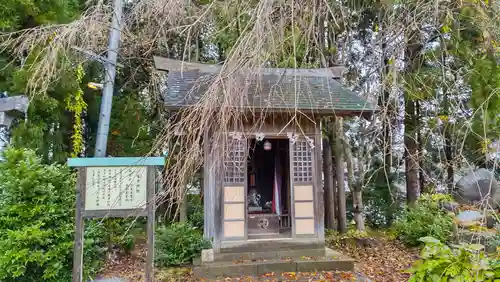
top-left (154, 57), bottom-right (376, 116)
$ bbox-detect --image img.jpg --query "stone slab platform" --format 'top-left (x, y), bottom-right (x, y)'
top-left (88, 279), bottom-right (125, 282)
top-left (210, 247), bottom-right (326, 262)
top-left (219, 240), bottom-right (323, 253)
top-left (193, 248), bottom-right (354, 279)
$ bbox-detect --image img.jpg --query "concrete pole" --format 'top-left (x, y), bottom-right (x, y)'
top-left (94, 0), bottom-right (123, 157)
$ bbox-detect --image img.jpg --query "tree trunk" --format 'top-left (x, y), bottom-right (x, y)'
top-left (380, 24), bottom-right (393, 186)
top-left (442, 55), bottom-right (454, 194)
top-left (444, 123), bottom-right (454, 193)
top-left (405, 100), bottom-right (419, 207)
top-left (343, 136), bottom-right (364, 231)
top-left (416, 101), bottom-right (426, 193)
top-left (334, 118), bottom-right (347, 233)
top-left (353, 186), bottom-right (364, 231)
top-left (375, 7), bottom-right (396, 189)
top-left (404, 30), bottom-right (423, 207)
top-left (322, 137), bottom-right (336, 229)
top-left (317, 14), bottom-right (337, 231)
top-left (179, 187), bottom-right (188, 222)
top-left (332, 154), bottom-right (338, 228)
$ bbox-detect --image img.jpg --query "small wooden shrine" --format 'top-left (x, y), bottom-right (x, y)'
top-left (154, 57), bottom-right (375, 254)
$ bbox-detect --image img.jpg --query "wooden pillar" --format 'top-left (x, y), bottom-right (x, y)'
top-left (145, 167), bottom-right (156, 282)
top-left (203, 129), bottom-right (216, 244)
top-left (213, 139), bottom-right (223, 251)
top-left (322, 137), bottom-right (336, 230)
top-left (335, 118), bottom-right (347, 233)
top-left (72, 168), bottom-right (86, 282)
top-left (315, 122), bottom-right (325, 244)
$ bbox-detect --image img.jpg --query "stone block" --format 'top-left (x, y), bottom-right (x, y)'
top-left (193, 263), bottom-right (258, 278)
top-left (257, 261), bottom-right (296, 275)
top-left (201, 249), bottom-right (214, 263)
top-left (455, 169), bottom-right (499, 208)
top-left (251, 251), bottom-right (278, 260)
top-left (214, 252), bottom-right (251, 262)
top-left (277, 248), bottom-right (325, 259)
top-left (486, 214), bottom-right (498, 228)
top-left (456, 210), bottom-right (483, 227)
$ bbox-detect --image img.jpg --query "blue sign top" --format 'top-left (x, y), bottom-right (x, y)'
top-left (67, 157), bottom-right (165, 167)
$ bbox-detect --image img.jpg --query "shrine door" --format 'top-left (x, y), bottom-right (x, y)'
top-left (290, 138), bottom-right (316, 237)
top-left (221, 137), bottom-right (247, 240)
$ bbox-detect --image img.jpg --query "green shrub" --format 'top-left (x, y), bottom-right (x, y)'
top-left (83, 220), bottom-right (107, 277)
top-left (393, 195), bottom-right (454, 246)
top-left (155, 222), bottom-right (211, 267)
top-left (0, 148), bottom-right (106, 281)
top-left (408, 237), bottom-right (500, 282)
top-left (486, 232), bottom-right (500, 253)
top-left (102, 218), bottom-right (143, 253)
top-left (187, 194), bottom-right (204, 230)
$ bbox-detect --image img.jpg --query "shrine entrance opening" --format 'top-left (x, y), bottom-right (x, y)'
top-left (247, 138), bottom-right (292, 239)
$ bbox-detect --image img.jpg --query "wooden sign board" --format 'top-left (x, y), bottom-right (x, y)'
top-left (68, 157), bottom-right (164, 282)
top-left (85, 166), bottom-right (147, 211)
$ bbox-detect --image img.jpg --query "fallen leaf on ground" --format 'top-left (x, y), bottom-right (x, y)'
top-left (330, 236), bottom-right (419, 282)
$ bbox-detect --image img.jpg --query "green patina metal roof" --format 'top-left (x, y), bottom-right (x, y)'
top-left (163, 68), bottom-right (376, 115)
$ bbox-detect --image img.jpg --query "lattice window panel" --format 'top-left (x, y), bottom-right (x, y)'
top-left (292, 139), bottom-right (313, 183)
top-left (224, 139), bottom-right (246, 183)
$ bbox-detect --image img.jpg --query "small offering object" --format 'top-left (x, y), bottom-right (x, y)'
top-left (263, 140), bottom-right (272, 151)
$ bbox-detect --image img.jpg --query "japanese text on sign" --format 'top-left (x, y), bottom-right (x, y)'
top-left (85, 166), bottom-right (147, 211)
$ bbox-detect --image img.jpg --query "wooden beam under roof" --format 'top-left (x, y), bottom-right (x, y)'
top-left (154, 56), bottom-right (222, 73)
top-left (153, 56), bottom-right (346, 78)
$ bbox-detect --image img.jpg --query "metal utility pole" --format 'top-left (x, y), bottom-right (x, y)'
top-left (94, 0), bottom-right (123, 157)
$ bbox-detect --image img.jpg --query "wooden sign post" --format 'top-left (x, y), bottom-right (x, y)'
top-left (68, 157), bottom-right (165, 282)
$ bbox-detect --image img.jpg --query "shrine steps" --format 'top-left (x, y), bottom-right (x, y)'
top-left (192, 247), bottom-right (355, 279)
top-left (219, 238), bottom-right (324, 253)
top-left (214, 246), bottom-right (325, 262)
